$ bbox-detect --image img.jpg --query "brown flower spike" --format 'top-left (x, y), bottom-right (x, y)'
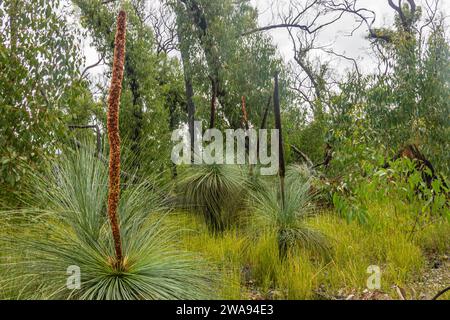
top-left (107, 10), bottom-right (127, 269)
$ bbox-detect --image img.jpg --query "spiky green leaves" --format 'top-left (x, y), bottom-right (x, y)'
top-left (0, 149), bottom-right (215, 300)
top-left (249, 166), bottom-right (329, 259)
top-left (177, 164), bottom-right (247, 233)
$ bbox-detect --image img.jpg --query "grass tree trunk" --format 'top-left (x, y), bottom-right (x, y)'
top-left (257, 95), bottom-right (271, 156)
top-left (273, 72), bottom-right (285, 208)
top-left (107, 9), bottom-right (127, 269)
top-left (241, 96), bottom-right (252, 175)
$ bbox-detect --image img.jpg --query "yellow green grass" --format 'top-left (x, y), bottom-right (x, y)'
top-left (166, 198), bottom-right (449, 300)
top-left (1, 197), bottom-right (448, 300)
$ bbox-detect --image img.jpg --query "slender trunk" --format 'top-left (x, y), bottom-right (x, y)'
top-left (257, 95), bottom-right (271, 156)
top-left (177, 28), bottom-right (196, 162)
top-left (168, 92), bottom-right (178, 178)
top-left (209, 80), bottom-right (217, 129)
top-left (242, 96), bottom-right (252, 175)
top-left (107, 10), bottom-right (126, 269)
top-left (185, 74), bottom-right (196, 160)
top-left (273, 72), bottom-right (285, 208)
top-left (125, 59), bottom-right (143, 169)
top-left (260, 95), bottom-right (271, 130)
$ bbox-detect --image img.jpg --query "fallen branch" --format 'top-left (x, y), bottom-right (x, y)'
top-left (432, 286), bottom-right (450, 300)
top-left (290, 144), bottom-right (313, 168)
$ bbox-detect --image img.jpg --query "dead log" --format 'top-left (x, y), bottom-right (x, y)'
top-left (290, 144), bottom-right (314, 168)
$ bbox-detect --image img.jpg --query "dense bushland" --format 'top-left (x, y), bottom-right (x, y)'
top-left (0, 0), bottom-right (448, 300)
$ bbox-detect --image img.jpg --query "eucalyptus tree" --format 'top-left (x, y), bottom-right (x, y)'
top-left (172, 0), bottom-right (285, 130)
top-left (0, 0), bottom-right (85, 198)
top-left (357, 0), bottom-right (450, 170)
top-left (73, 0), bottom-right (185, 175)
top-left (245, 0), bottom-right (448, 172)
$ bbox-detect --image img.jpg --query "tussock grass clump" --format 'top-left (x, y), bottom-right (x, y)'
top-left (0, 150), bottom-right (216, 300)
top-left (249, 169), bottom-right (329, 259)
top-left (177, 164), bottom-right (247, 233)
top-left (158, 195), bottom-right (445, 300)
top-left (165, 213), bottom-right (248, 299)
top-left (243, 233), bottom-right (319, 299)
top-left (416, 221), bottom-right (450, 255)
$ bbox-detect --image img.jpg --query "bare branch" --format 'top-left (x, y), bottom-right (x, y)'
top-left (80, 53), bottom-right (105, 80)
top-left (146, 2), bottom-right (178, 55)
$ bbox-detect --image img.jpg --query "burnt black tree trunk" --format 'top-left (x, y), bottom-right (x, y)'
top-left (273, 72), bottom-right (285, 208)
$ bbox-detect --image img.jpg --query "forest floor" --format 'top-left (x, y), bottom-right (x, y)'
top-left (171, 200), bottom-right (450, 301)
top-left (410, 251), bottom-right (450, 300)
top-left (243, 251), bottom-right (450, 300)
top-left (334, 253), bottom-right (449, 300)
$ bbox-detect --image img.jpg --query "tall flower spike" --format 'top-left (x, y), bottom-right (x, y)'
top-left (107, 9), bottom-right (127, 269)
top-left (241, 96), bottom-right (249, 130)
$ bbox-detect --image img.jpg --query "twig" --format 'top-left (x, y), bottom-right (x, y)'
top-left (432, 286), bottom-right (450, 300)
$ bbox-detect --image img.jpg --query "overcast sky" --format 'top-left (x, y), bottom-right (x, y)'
top-left (250, 0), bottom-right (450, 74)
top-left (82, 0), bottom-right (450, 79)
top-left (255, 0), bottom-right (450, 72)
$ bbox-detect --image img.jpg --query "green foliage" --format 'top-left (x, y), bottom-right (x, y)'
top-left (249, 166), bottom-right (328, 259)
top-left (0, 0), bottom-right (449, 301)
top-left (0, 0), bottom-right (84, 194)
top-left (363, 22), bottom-right (450, 172)
top-left (177, 164), bottom-right (247, 233)
top-left (332, 193), bottom-right (369, 225)
top-left (373, 158), bottom-right (449, 222)
top-left (285, 117), bottom-right (328, 165)
top-left (0, 149), bottom-right (215, 299)
top-left (173, 0), bottom-right (285, 129)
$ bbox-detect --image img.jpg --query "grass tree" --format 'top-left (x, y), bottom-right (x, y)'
top-left (0, 148), bottom-right (215, 299)
top-left (250, 171), bottom-right (329, 260)
top-left (249, 73), bottom-right (328, 259)
top-left (177, 164), bottom-right (247, 234)
top-left (0, 10), bottom-right (215, 300)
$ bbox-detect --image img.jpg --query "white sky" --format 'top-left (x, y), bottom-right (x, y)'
top-left (250, 0), bottom-right (450, 74)
top-left (81, 0), bottom-right (450, 79)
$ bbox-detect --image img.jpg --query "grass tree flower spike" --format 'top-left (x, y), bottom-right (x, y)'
top-left (107, 9), bottom-right (127, 269)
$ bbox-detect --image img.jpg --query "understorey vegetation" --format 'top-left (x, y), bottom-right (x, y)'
top-left (0, 0), bottom-right (448, 300)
